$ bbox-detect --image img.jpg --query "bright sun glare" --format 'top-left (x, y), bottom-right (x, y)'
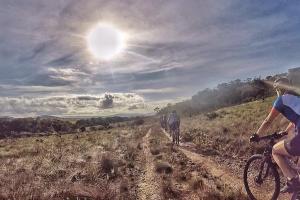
top-left (87, 23), bottom-right (125, 60)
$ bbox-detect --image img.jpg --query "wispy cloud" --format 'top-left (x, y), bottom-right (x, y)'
top-left (134, 87), bottom-right (178, 94)
top-left (0, 93), bottom-right (148, 117)
top-left (1, 0), bottom-right (300, 116)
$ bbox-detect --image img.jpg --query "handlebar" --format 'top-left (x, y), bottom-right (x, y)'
top-left (253, 132), bottom-right (288, 143)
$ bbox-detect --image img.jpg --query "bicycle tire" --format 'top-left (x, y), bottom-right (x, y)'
top-left (244, 154), bottom-right (280, 200)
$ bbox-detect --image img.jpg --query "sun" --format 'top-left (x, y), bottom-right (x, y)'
top-left (86, 23), bottom-right (125, 60)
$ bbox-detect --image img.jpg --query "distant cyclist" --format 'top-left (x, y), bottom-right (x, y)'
top-left (168, 110), bottom-right (180, 145)
top-left (160, 114), bottom-right (167, 130)
top-left (251, 77), bottom-right (300, 193)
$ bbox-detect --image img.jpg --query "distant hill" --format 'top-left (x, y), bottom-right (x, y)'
top-left (0, 115), bottom-right (144, 139)
top-left (160, 68), bottom-right (300, 117)
top-left (288, 67), bottom-right (300, 87)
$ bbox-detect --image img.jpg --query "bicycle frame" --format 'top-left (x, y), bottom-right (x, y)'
top-left (255, 139), bottom-right (276, 185)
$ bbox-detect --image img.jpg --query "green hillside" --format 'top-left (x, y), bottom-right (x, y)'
top-left (180, 96), bottom-right (289, 159)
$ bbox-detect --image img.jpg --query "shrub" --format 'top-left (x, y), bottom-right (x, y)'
top-left (205, 112), bottom-right (218, 120)
top-left (100, 155), bottom-right (115, 174)
top-left (181, 132), bottom-right (193, 142)
top-left (189, 176), bottom-right (204, 191)
top-left (155, 162), bottom-right (173, 174)
top-left (150, 147), bottom-right (160, 155)
top-left (131, 118), bottom-right (145, 126)
top-left (162, 180), bottom-right (181, 199)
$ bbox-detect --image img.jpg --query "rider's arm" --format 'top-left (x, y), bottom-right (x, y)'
top-left (256, 107), bottom-right (280, 135)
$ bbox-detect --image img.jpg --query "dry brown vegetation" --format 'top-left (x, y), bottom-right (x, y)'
top-left (0, 114), bottom-right (249, 200)
top-left (147, 126), bottom-right (248, 200)
top-left (1, 96), bottom-right (283, 199)
top-left (180, 96), bottom-right (289, 179)
top-left (0, 120), bottom-right (150, 199)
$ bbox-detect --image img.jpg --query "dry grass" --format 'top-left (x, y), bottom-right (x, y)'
top-left (0, 104), bottom-right (267, 200)
top-left (0, 123), bottom-right (149, 199)
top-left (146, 125), bottom-right (247, 200)
top-left (190, 177), bottom-right (204, 190)
top-left (162, 180), bottom-right (182, 199)
top-left (181, 96), bottom-right (289, 159)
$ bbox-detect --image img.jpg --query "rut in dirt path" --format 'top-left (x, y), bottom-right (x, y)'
top-left (161, 128), bottom-right (245, 194)
top-left (137, 128), bottom-right (162, 200)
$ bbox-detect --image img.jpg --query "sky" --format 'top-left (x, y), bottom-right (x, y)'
top-left (0, 0), bottom-right (300, 117)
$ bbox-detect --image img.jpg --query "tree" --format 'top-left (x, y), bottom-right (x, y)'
top-left (154, 107), bottom-right (160, 113)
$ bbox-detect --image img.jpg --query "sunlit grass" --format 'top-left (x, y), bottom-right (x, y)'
top-left (181, 96), bottom-right (289, 158)
top-left (0, 124), bottom-right (148, 199)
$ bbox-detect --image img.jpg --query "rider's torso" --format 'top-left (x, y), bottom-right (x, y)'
top-left (274, 94), bottom-right (300, 129)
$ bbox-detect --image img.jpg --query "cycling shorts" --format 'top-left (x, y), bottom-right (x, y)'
top-left (284, 126), bottom-right (300, 156)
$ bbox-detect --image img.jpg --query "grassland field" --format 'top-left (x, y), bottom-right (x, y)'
top-left (0, 96), bottom-right (291, 200)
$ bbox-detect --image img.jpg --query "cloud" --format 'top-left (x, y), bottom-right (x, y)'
top-left (0, 93), bottom-right (148, 117)
top-left (1, 0), bottom-right (300, 116)
top-left (46, 53), bottom-right (77, 66)
top-left (0, 84), bottom-right (73, 97)
top-left (134, 87), bottom-right (178, 94)
top-left (18, 41), bottom-right (50, 62)
top-left (23, 67), bottom-right (90, 87)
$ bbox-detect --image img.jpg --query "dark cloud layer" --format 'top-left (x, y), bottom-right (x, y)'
top-left (0, 0), bottom-right (300, 116)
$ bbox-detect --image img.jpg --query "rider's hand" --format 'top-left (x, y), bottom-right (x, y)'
top-left (250, 133), bottom-right (260, 143)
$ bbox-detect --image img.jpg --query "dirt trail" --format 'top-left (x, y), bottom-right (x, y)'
top-left (161, 128), bottom-right (293, 200)
top-left (137, 128), bottom-right (162, 200)
top-left (161, 129), bottom-right (245, 193)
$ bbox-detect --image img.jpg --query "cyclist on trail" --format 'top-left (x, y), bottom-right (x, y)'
top-left (168, 110), bottom-right (180, 144)
top-left (160, 114), bottom-right (167, 130)
top-left (251, 77), bottom-right (300, 193)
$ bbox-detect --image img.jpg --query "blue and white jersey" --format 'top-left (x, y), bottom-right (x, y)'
top-left (273, 94), bottom-right (300, 127)
top-left (168, 113), bottom-right (180, 125)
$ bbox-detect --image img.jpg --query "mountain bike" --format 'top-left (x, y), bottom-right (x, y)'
top-left (244, 132), bottom-right (300, 200)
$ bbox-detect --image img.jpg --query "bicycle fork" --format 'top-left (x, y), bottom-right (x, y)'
top-left (255, 159), bottom-right (271, 185)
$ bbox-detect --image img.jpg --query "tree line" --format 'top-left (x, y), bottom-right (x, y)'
top-left (159, 75), bottom-right (286, 117)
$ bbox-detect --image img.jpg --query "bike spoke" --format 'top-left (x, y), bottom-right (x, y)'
top-left (246, 158), bottom-right (278, 199)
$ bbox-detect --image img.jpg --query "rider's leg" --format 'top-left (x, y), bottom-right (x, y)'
top-left (176, 130), bottom-right (178, 145)
top-left (276, 133), bottom-right (300, 193)
top-left (177, 126), bottom-right (180, 145)
top-left (171, 129), bottom-right (175, 143)
top-left (173, 131), bottom-right (175, 143)
top-left (272, 140), bottom-right (297, 179)
top-left (176, 129), bottom-right (179, 145)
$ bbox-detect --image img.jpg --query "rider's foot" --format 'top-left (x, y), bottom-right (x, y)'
top-left (281, 176), bottom-right (300, 193)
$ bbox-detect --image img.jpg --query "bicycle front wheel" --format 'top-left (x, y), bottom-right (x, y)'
top-left (244, 154), bottom-right (280, 200)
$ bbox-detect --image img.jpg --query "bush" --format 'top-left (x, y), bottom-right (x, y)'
top-left (131, 118), bottom-right (145, 126)
top-left (181, 132), bottom-right (193, 142)
top-left (155, 162), bottom-right (173, 174)
top-left (100, 155), bottom-right (115, 174)
top-left (205, 112), bottom-right (218, 120)
top-left (190, 177), bottom-right (204, 190)
top-left (150, 147), bottom-right (160, 155)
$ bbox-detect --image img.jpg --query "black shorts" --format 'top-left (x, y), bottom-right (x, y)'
top-left (284, 133), bottom-right (300, 156)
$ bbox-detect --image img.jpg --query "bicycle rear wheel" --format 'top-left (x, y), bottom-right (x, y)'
top-left (244, 154), bottom-right (280, 200)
